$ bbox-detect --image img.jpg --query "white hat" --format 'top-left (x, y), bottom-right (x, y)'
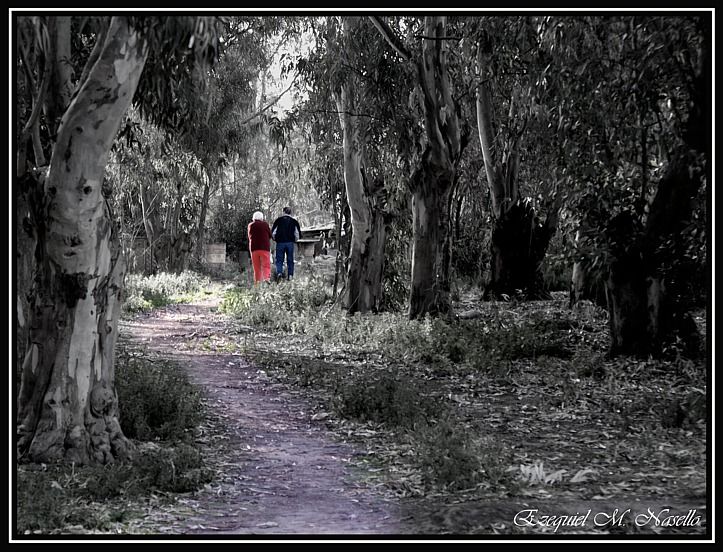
top-left (252, 211), bottom-right (264, 221)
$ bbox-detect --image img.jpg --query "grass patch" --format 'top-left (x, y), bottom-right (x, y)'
top-left (16, 344), bottom-right (212, 535)
top-left (115, 347), bottom-right (204, 442)
top-left (123, 270), bottom-right (212, 313)
top-left (16, 443), bottom-right (213, 535)
top-left (332, 372), bottom-right (439, 430)
top-left (244, 288), bottom-right (705, 515)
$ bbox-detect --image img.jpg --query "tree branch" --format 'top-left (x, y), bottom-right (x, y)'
top-left (300, 107), bottom-right (389, 124)
top-left (411, 34), bottom-right (462, 41)
top-left (17, 26), bottom-right (37, 91)
top-left (239, 72), bottom-right (299, 126)
top-left (76, 18), bottom-right (109, 96)
top-left (368, 16), bottom-right (413, 62)
top-left (18, 28), bottom-right (52, 168)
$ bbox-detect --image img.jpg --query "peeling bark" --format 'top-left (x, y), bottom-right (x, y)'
top-left (334, 35), bottom-right (387, 314)
top-left (411, 17), bottom-right (460, 318)
top-left (371, 16), bottom-right (461, 318)
top-left (17, 17), bottom-right (148, 464)
top-left (408, 156), bottom-right (455, 319)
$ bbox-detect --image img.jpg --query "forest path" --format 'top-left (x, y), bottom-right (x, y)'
top-left (120, 289), bottom-right (403, 536)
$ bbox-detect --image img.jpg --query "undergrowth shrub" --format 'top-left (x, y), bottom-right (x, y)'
top-left (115, 347), bottom-right (204, 441)
top-left (123, 271), bottom-right (211, 312)
top-left (220, 275), bottom-right (333, 331)
top-left (16, 444), bottom-right (213, 534)
top-left (85, 443), bottom-right (213, 498)
top-left (332, 372), bottom-right (438, 429)
top-left (16, 467), bottom-right (86, 532)
top-left (414, 420), bottom-right (515, 491)
top-left (415, 417), bottom-right (484, 490)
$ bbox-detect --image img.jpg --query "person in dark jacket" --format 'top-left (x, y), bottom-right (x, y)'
top-left (271, 206), bottom-right (301, 281)
top-left (248, 211), bottom-right (272, 283)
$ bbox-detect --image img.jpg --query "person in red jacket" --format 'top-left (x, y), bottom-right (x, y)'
top-left (248, 211), bottom-right (272, 284)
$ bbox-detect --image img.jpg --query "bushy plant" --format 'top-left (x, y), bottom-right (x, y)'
top-left (415, 419), bottom-right (482, 490)
top-left (332, 372), bottom-right (438, 430)
top-left (115, 348), bottom-right (204, 442)
top-left (16, 467), bottom-right (85, 532)
top-left (123, 270), bottom-right (211, 312)
top-left (85, 443), bottom-right (212, 498)
top-left (16, 443), bottom-right (213, 533)
top-left (220, 275), bottom-right (333, 331)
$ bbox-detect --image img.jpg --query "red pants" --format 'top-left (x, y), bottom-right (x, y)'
top-left (251, 250), bottom-right (271, 283)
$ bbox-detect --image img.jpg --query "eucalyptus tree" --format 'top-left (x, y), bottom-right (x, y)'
top-left (330, 17), bottom-right (388, 313)
top-left (371, 15), bottom-right (466, 319)
top-left (549, 15), bottom-right (709, 356)
top-left (447, 16), bottom-right (561, 300)
top-left (15, 14), bottom-right (218, 464)
top-left (289, 16), bottom-right (410, 313)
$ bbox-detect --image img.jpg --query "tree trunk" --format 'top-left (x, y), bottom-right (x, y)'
top-left (345, 209), bottom-right (386, 314)
top-left (334, 52), bottom-right (387, 314)
top-left (606, 151), bottom-right (703, 357)
top-left (47, 16), bottom-right (74, 135)
top-left (168, 176), bottom-right (192, 273)
top-left (16, 174), bottom-right (40, 380)
top-left (483, 200), bottom-right (555, 300)
top-left (17, 18), bottom-right (148, 464)
top-left (195, 175), bottom-right (211, 261)
top-left (370, 16), bottom-right (462, 319)
top-left (139, 175), bottom-right (157, 273)
top-left (476, 46), bottom-right (557, 301)
top-left (409, 158), bottom-right (454, 319)
top-left (606, 47), bottom-right (707, 357)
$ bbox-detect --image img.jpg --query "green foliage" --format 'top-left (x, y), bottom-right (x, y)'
top-left (131, 15), bottom-right (220, 135)
top-left (16, 467), bottom-right (87, 533)
top-left (332, 373), bottom-right (437, 429)
top-left (572, 350), bottom-right (607, 380)
top-left (115, 348), bottom-right (205, 441)
top-left (380, 215), bottom-right (412, 312)
top-left (85, 444), bottom-right (212, 498)
top-left (378, 313), bottom-right (574, 376)
top-left (220, 275), bottom-right (333, 331)
top-left (123, 271), bottom-right (211, 312)
top-left (16, 443), bottom-right (213, 534)
top-left (660, 387), bottom-right (707, 429)
top-left (414, 418), bottom-right (483, 490)
top-left (414, 419), bottom-right (516, 491)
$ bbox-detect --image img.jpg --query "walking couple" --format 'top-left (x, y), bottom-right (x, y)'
top-left (247, 206), bottom-right (301, 284)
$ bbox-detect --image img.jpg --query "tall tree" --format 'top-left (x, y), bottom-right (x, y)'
top-left (472, 19), bottom-right (560, 300)
top-left (332, 17), bottom-right (388, 313)
top-left (606, 43), bottom-right (708, 356)
top-left (371, 15), bottom-right (464, 318)
top-left (550, 15), bottom-right (709, 355)
top-left (16, 15), bottom-right (218, 464)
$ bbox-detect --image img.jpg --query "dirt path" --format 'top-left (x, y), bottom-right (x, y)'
top-left (120, 295), bottom-right (402, 535)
